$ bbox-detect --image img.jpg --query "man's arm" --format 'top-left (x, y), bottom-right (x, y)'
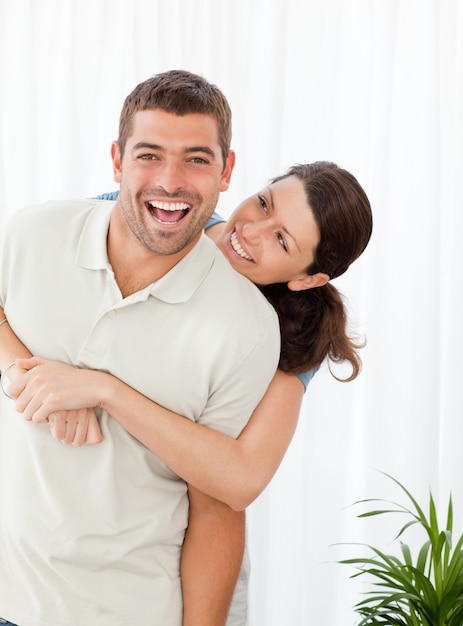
top-left (181, 485), bottom-right (245, 626)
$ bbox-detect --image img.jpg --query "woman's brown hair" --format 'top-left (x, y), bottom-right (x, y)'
top-left (260, 162), bottom-right (373, 381)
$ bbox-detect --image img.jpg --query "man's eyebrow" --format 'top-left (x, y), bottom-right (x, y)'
top-left (132, 142), bottom-right (162, 152)
top-left (268, 188), bottom-right (301, 252)
top-left (185, 146), bottom-right (217, 158)
top-left (131, 142), bottom-right (217, 159)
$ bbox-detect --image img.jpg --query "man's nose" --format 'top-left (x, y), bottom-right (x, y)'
top-left (155, 161), bottom-right (187, 194)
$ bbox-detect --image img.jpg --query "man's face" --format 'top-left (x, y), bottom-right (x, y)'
top-left (112, 109), bottom-right (234, 257)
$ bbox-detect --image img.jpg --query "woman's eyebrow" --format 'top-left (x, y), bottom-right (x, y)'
top-left (268, 187), bottom-right (301, 252)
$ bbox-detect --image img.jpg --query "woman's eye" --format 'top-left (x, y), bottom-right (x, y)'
top-left (258, 195), bottom-right (268, 212)
top-left (277, 233), bottom-right (287, 251)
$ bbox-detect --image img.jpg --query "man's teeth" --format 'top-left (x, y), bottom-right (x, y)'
top-left (147, 200), bottom-right (190, 224)
top-left (231, 232), bottom-right (253, 261)
top-left (148, 201), bottom-right (190, 212)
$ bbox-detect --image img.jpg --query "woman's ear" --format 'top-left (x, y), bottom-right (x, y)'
top-left (287, 272), bottom-right (330, 292)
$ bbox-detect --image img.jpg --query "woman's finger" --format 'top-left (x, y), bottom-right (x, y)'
top-left (69, 409), bottom-right (90, 447)
top-left (48, 411), bottom-right (69, 442)
top-left (84, 410), bottom-right (104, 445)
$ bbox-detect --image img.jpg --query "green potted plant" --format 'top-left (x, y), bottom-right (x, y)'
top-left (340, 472), bottom-right (463, 625)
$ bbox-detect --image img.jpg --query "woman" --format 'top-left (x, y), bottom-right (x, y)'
top-left (0, 161), bottom-right (372, 511)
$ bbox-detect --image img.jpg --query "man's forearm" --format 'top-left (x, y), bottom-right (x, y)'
top-left (181, 485), bottom-right (245, 626)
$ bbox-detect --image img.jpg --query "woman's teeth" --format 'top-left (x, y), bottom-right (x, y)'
top-left (231, 232), bottom-right (253, 261)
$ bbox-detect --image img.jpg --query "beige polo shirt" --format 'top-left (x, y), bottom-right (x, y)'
top-left (0, 200), bottom-right (280, 626)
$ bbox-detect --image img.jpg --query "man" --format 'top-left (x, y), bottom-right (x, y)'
top-left (0, 70), bottom-right (280, 626)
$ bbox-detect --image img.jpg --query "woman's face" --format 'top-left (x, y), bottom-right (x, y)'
top-left (217, 175), bottom-right (321, 287)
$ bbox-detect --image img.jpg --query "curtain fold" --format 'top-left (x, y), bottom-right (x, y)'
top-left (1, 1), bottom-right (462, 623)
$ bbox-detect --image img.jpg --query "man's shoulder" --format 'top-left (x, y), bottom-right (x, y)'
top-left (11, 198), bottom-right (106, 221)
top-left (5, 199), bottom-right (112, 238)
top-left (208, 247), bottom-right (279, 323)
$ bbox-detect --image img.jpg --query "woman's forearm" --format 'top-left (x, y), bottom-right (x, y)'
top-left (0, 309), bottom-right (32, 369)
top-left (94, 368), bottom-right (304, 510)
top-left (14, 358), bottom-right (304, 510)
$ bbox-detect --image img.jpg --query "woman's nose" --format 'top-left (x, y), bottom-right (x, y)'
top-left (241, 220), bottom-right (266, 244)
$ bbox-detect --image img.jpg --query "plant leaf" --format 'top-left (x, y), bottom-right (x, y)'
top-left (339, 472), bottom-right (463, 625)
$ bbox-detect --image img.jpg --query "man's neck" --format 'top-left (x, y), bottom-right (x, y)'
top-left (107, 206), bottom-right (194, 298)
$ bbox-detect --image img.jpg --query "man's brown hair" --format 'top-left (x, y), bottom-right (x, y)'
top-left (118, 69), bottom-right (232, 168)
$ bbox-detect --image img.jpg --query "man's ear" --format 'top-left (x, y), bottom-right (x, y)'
top-left (287, 272), bottom-right (330, 292)
top-left (111, 141), bottom-right (122, 183)
top-left (219, 150), bottom-right (236, 192)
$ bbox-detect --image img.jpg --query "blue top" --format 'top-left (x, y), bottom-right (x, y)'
top-left (297, 368), bottom-right (316, 390)
top-left (95, 191), bottom-right (120, 201)
top-left (94, 191), bottom-right (316, 391)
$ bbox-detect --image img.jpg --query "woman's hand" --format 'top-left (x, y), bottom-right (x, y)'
top-left (10, 357), bottom-right (104, 446)
top-left (1, 361), bottom-right (28, 399)
top-left (47, 408), bottom-right (104, 446)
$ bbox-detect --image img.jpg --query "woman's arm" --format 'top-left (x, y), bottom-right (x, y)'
top-left (12, 358), bottom-right (304, 510)
top-left (0, 312), bottom-right (32, 371)
top-left (181, 486), bottom-right (245, 625)
top-left (0, 309), bottom-right (103, 445)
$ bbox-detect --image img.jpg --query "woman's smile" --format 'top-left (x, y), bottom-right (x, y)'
top-left (230, 231), bottom-right (254, 262)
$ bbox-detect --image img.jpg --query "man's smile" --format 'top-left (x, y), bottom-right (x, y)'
top-left (146, 200), bottom-right (191, 225)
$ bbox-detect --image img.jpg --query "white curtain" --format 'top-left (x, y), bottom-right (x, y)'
top-left (1, 0), bottom-right (462, 623)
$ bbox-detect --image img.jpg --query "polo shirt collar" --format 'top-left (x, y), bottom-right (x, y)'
top-left (148, 236), bottom-right (216, 303)
top-left (75, 202), bottom-right (113, 270)
top-left (75, 202), bottom-right (216, 304)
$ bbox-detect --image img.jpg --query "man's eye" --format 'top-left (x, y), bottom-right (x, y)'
top-left (189, 157), bottom-right (209, 164)
top-left (258, 195), bottom-right (268, 213)
top-left (139, 154), bottom-right (157, 160)
top-left (277, 233), bottom-right (287, 251)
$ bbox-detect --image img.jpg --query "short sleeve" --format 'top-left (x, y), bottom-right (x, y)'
top-left (93, 191), bottom-right (119, 201)
top-left (205, 212), bottom-right (226, 230)
top-left (295, 367), bottom-right (318, 392)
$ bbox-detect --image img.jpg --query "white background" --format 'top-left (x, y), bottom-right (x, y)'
top-left (1, 1), bottom-right (462, 624)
